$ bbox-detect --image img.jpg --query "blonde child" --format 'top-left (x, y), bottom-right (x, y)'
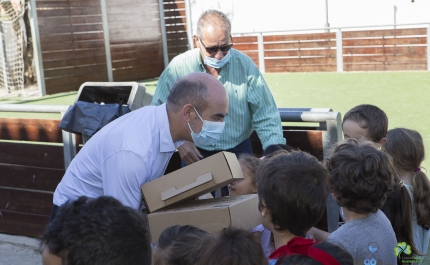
top-left (383, 128), bottom-right (430, 257)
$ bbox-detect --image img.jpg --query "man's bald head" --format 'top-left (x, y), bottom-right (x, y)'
top-left (166, 72), bottom-right (226, 113)
top-left (196, 10), bottom-right (231, 40)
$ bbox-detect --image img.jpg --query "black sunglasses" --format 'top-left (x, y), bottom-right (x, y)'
top-left (200, 38), bottom-right (233, 53)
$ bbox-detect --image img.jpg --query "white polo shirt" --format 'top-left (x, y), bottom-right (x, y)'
top-left (54, 103), bottom-right (183, 210)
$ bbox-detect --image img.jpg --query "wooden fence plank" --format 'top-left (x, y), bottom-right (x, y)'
top-left (343, 46), bottom-right (426, 55)
top-left (43, 56), bottom-right (107, 70)
top-left (41, 40), bottom-right (106, 52)
top-left (0, 188), bottom-right (53, 215)
top-left (343, 55), bottom-right (426, 64)
top-left (0, 210), bottom-right (49, 237)
top-left (265, 57), bottom-right (337, 66)
top-left (265, 49), bottom-right (336, 57)
top-left (44, 72), bottom-right (108, 90)
top-left (40, 32), bottom-right (104, 44)
top-left (0, 118), bottom-right (62, 142)
top-left (165, 17), bottom-right (187, 25)
top-left (44, 64), bottom-right (109, 79)
top-left (42, 48), bottom-right (107, 62)
top-left (266, 65), bottom-right (336, 73)
top-left (232, 36), bottom-right (258, 43)
top-left (164, 2), bottom-right (185, 10)
top-left (0, 164), bottom-right (64, 192)
top-left (232, 43), bottom-right (258, 51)
top-left (37, 7), bottom-right (102, 17)
top-left (36, 0), bottom-right (101, 8)
top-left (39, 24), bottom-right (103, 36)
top-left (0, 142), bottom-right (65, 169)
top-left (343, 37), bottom-right (426, 46)
top-left (264, 33), bottom-right (336, 42)
top-left (265, 41), bottom-right (336, 50)
top-left (344, 63), bottom-right (426, 71)
top-left (164, 9), bottom-right (186, 17)
top-left (343, 28), bottom-right (427, 38)
top-left (38, 15), bottom-right (103, 27)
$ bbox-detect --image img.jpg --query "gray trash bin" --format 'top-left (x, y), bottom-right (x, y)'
top-left (59, 82), bottom-right (153, 144)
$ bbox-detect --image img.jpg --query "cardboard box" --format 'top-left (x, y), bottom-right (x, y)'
top-left (148, 194), bottom-right (260, 243)
top-left (141, 152), bottom-right (243, 212)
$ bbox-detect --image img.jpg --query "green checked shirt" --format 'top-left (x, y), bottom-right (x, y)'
top-left (151, 48), bottom-right (285, 151)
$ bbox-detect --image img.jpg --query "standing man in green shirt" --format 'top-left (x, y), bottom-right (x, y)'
top-left (152, 10), bottom-right (285, 172)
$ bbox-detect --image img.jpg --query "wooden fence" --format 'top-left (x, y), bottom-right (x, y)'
top-left (233, 27), bottom-right (428, 72)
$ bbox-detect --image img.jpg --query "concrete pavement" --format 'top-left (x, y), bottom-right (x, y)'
top-left (0, 234), bottom-right (42, 265)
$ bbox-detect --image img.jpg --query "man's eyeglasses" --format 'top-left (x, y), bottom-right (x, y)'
top-left (200, 39), bottom-right (233, 53)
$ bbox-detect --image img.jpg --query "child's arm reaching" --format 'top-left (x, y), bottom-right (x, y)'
top-left (307, 227), bottom-right (331, 241)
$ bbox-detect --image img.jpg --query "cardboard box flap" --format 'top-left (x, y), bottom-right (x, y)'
top-left (161, 172), bottom-right (213, 201)
top-left (141, 151), bottom-right (243, 212)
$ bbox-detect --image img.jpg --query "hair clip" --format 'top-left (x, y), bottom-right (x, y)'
top-left (399, 181), bottom-right (404, 188)
top-left (414, 167), bottom-right (421, 172)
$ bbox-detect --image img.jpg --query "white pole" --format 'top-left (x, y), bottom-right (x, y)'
top-left (257, 33), bottom-right (265, 73)
top-left (394, 5), bottom-right (397, 29)
top-left (336, 29), bottom-right (343, 72)
top-left (324, 0), bottom-right (330, 32)
top-left (100, 0), bottom-right (113, 82)
top-left (158, 0), bottom-right (169, 68)
top-left (29, 0), bottom-right (46, 96)
top-left (185, 0), bottom-right (193, 50)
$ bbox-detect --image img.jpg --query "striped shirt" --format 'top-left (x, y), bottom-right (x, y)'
top-left (151, 48), bottom-right (285, 151)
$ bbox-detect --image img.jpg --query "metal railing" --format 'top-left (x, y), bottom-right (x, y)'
top-left (0, 104), bottom-right (75, 169)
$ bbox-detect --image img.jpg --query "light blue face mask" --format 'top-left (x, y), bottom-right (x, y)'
top-left (188, 107), bottom-right (225, 147)
top-left (203, 51), bottom-right (231, 69)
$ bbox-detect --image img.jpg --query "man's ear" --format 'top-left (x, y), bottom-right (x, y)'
top-left (193, 35), bottom-right (200, 48)
top-left (181, 104), bottom-right (194, 122)
top-left (377, 137), bottom-right (387, 146)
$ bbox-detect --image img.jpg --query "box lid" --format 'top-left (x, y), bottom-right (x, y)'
top-left (141, 151), bottom-right (243, 212)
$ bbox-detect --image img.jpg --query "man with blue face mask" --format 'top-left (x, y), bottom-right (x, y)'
top-left (52, 73), bottom-right (228, 214)
top-left (152, 10), bottom-right (285, 194)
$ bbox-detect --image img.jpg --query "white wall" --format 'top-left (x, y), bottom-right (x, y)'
top-left (189, 0), bottom-right (430, 34)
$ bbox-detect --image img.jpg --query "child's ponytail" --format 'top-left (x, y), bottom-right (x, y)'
top-left (412, 169), bottom-right (430, 230)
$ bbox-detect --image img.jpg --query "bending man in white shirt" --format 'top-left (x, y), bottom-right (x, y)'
top-left (52, 72), bottom-right (229, 215)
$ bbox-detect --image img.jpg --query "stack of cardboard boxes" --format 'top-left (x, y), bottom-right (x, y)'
top-left (141, 151), bottom-right (261, 242)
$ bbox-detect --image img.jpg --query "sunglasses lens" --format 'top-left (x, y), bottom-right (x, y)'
top-left (205, 44), bottom-right (232, 53)
top-left (207, 47), bottom-right (219, 53)
top-left (220, 45), bottom-right (232, 52)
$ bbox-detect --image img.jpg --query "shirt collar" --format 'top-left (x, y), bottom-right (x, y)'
top-left (156, 103), bottom-right (181, 153)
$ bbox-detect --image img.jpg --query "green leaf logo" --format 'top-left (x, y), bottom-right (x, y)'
top-left (394, 242), bottom-right (412, 257)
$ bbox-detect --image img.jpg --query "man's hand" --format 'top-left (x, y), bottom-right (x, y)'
top-left (177, 141), bottom-right (204, 165)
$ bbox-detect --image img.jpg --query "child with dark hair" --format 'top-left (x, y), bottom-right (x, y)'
top-left (152, 225), bottom-right (214, 265)
top-left (256, 151), bottom-right (330, 264)
top-left (263, 144), bottom-right (295, 158)
top-left (199, 227), bottom-right (268, 265)
top-left (274, 241), bottom-right (353, 265)
top-left (384, 128), bottom-right (430, 257)
top-left (342, 104), bottom-right (388, 145)
top-left (320, 139), bottom-right (397, 264)
top-left (41, 196), bottom-right (151, 265)
top-left (340, 104), bottom-right (417, 261)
